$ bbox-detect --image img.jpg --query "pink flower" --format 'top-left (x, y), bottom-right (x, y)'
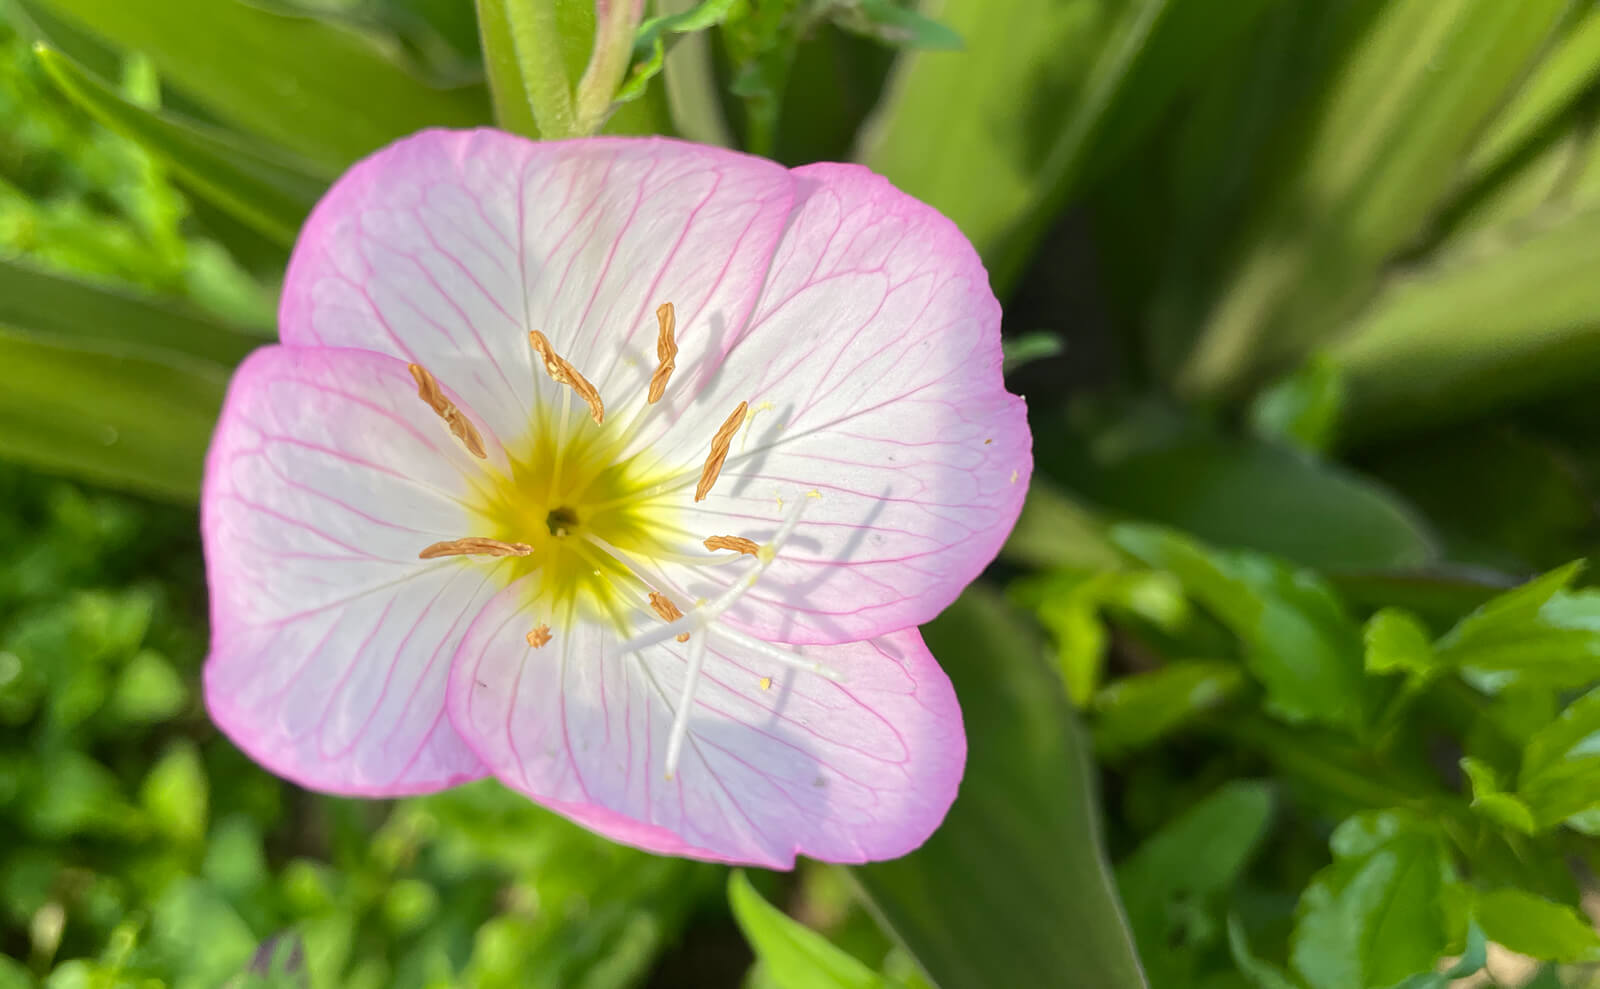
top-left (201, 129), bottom-right (1031, 867)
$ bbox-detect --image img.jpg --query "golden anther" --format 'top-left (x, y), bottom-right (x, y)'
top-left (648, 302), bottom-right (677, 404)
top-left (704, 535), bottom-right (760, 556)
top-left (695, 400), bottom-right (747, 502)
top-left (418, 537), bottom-right (534, 560)
top-left (407, 363), bottom-right (487, 459)
top-left (648, 591), bottom-right (691, 643)
top-left (526, 624), bottom-right (552, 648)
top-left (529, 330), bottom-right (605, 424)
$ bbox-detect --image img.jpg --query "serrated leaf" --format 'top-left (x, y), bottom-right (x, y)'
top-left (728, 872), bottom-right (886, 989)
top-left (35, 43), bottom-right (324, 246)
top-left (1433, 563), bottom-right (1600, 691)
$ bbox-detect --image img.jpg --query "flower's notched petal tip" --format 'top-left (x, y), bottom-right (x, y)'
top-left (444, 580), bottom-right (963, 868)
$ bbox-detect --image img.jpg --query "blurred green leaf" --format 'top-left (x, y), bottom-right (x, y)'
top-left (1363, 608), bottom-right (1434, 679)
top-left (1113, 525), bottom-right (1369, 731)
top-left (1059, 433), bottom-right (1437, 570)
top-left (0, 324), bottom-right (225, 501)
top-left (852, 588), bottom-right (1148, 989)
top-left (1289, 812), bottom-right (1454, 989)
top-left (1227, 915), bottom-right (1301, 989)
top-left (0, 256), bottom-right (266, 356)
top-left (1116, 781), bottom-right (1273, 987)
top-left (837, 1), bottom-right (961, 52)
top-left (1330, 204), bottom-right (1600, 438)
top-left (1458, 757), bottom-right (1536, 834)
top-left (1000, 481), bottom-right (1123, 572)
top-left (1249, 359), bottom-right (1345, 453)
top-left (1000, 332), bottom-right (1064, 375)
top-left (21, 749), bottom-right (142, 839)
top-left (860, 0), bottom-right (1279, 289)
top-left (1183, 0), bottom-right (1568, 396)
top-left (30, 0), bottom-right (490, 171)
top-left (1432, 563), bottom-right (1600, 692)
top-left (1092, 660), bottom-right (1245, 756)
top-left (35, 42), bottom-right (325, 246)
top-left (140, 739), bottom-right (208, 846)
top-left (106, 648), bottom-right (187, 724)
top-left (1465, 5), bottom-right (1600, 185)
top-left (1519, 684), bottom-right (1600, 828)
top-left (149, 879), bottom-right (257, 989)
top-left (1011, 569), bottom-right (1186, 705)
top-left (1472, 887), bottom-right (1600, 963)
top-left (729, 871), bottom-right (887, 989)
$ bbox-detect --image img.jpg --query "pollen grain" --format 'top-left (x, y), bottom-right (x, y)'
top-left (526, 624), bottom-right (553, 648)
top-left (418, 537), bottom-right (534, 560)
top-left (704, 535), bottom-right (760, 556)
top-left (408, 363), bottom-right (487, 458)
top-left (529, 330), bottom-right (605, 424)
top-left (648, 302), bottom-right (677, 404)
top-left (695, 401), bottom-right (747, 502)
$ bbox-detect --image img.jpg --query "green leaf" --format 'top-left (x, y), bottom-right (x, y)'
top-left (1000, 482), bottom-right (1123, 572)
top-left (107, 649), bottom-right (188, 724)
top-left (852, 588), bottom-right (1148, 989)
top-left (1518, 685), bottom-right (1600, 828)
top-left (1227, 915), bottom-right (1302, 989)
top-left (1465, 5), bottom-right (1600, 184)
top-left (35, 43), bottom-right (325, 247)
top-left (1249, 359), bottom-right (1345, 453)
top-left (1330, 204), bottom-right (1600, 438)
top-left (1092, 660), bottom-right (1245, 755)
top-left (1059, 433), bottom-right (1437, 571)
top-left (838, 0), bottom-right (963, 52)
top-left (0, 324), bottom-right (226, 501)
top-left (1011, 569), bottom-right (1186, 705)
top-left (31, 0), bottom-right (490, 171)
top-left (1000, 332), bottom-right (1064, 374)
top-left (1116, 782), bottom-right (1274, 987)
top-left (859, 0), bottom-right (1280, 290)
top-left (149, 879), bottom-right (258, 985)
top-left (728, 872), bottom-right (886, 989)
top-left (1458, 757), bottom-right (1536, 834)
top-left (1472, 887), bottom-right (1600, 963)
top-left (140, 739), bottom-right (208, 846)
top-left (1182, 0), bottom-right (1569, 397)
top-left (1433, 563), bottom-right (1600, 691)
top-left (1113, 525), bottom-right (1369, 731)
top-left (621, 0), bottom-right (739, 108)
top-left (1363, 608), bottom-right (1435, 679)
top-left (1289, 812), bottom-right (1454, 989)
top-left (0, 256), bottom-right (267, 356)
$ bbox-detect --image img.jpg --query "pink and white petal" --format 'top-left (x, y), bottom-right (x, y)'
top-left (446, 580), bottom-right (964, 867)
top-left (635, 163), bottom-right (1031, 644)
top-left (280, 128), bottom-right (793, 448)
top-left (203, 345), bottom-right (509, 794)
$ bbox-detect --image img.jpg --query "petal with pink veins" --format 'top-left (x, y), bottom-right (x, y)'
top-left (279, 129), bottom-right (794, 448)
top-left (446, 576), bottom-right (965, 867)
top-left (628, 163), bottom-right (1032, 644)
top-left (203, 345), bottom-right (509, 795)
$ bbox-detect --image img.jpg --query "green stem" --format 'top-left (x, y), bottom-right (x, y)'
top-left (574, 0), bottom-right (644, 135)
top-left (477, 0), bottom-right (579, 138)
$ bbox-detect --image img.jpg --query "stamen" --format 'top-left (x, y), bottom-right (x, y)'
top-left (526, 624), bottom-right (552, 648)
top-left (648, 302), bottom-right (677, 404)
top-left (695, 401), bottom-right (747, 502)
top-left (418, 537), bottom-right (533, 560)
top-left (529, 330), bottom-right (605, 424)
top-left (704, 535), bottom-right (759, 556)
top-left (648, 591), bottom-right (692, 643)
top-left (663, 633), bottom-right (708, 780)
top-left (407, 363), bottom-right (487, 459)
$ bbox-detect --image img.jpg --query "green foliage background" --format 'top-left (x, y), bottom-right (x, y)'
top-left (8, 0), bottom-right (1600, 986)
